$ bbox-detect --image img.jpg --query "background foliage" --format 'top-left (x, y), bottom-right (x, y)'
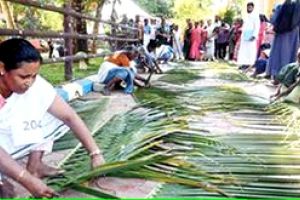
top-left (134, 0), bottom-right (174, 17)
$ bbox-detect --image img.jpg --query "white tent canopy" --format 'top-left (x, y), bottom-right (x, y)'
top-left (101, 0), bottom-right (153, 21)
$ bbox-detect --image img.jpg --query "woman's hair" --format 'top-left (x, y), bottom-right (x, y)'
top-left (0, 38), bottom-right (42, 72)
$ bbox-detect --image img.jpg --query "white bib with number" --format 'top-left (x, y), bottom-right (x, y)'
top-left (11, 117), bottom-right (44, 147)
top-left (0, 76), bottom-right (56, 148)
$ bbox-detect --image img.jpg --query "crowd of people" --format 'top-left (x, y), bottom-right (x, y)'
top-left (112, 0), bottom-right (300, 103)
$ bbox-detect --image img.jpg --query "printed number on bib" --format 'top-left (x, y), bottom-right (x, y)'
top-left (23, 120), bottom-right (42, 131)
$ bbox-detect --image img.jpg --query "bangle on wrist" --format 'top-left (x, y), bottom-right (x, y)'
top-left (89, 149), bottom-right (101, 157)
top-left (17, 169), bottom-right (27, 182)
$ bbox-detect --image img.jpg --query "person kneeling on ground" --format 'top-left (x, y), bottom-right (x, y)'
top-left (155, 42), bottom-right (174, 64)
top-left (136, 43), bottom-right (163, 74)
top-left (98, 46), bottom-right (149, 96)
top-left (244, 49), bottom-right (270, 78)
top-left (270, 51), bottom-right (300, 103)
top-left (0, 39), bottom-right (105, 198)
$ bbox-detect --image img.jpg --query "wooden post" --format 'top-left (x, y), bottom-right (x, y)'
top-left (63, 2), bottom-right (73, 81)
top-left (110, 0), bottom-right (118, 51)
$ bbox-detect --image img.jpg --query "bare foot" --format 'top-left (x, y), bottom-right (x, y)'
top-left (27, 163), bottom-right (65, 179)
top-left (0, 179), bottom-right (15, 198)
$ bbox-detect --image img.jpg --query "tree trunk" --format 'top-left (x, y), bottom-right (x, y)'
top-left (63, 3), bottom-right (74, 81)
top-left (110, 0), bottom-right (118, 51)
top-left (72, 0), bottom-right (88, 53)
top-left (0, 1), bottom-right (16, 29)
top-left (92, 0), bottom-right (106, 53)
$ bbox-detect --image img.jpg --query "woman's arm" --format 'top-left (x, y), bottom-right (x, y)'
top-left (47, 95), bottom-right (105, 167)
top-left (276, 78), bottom-right (300, 99)
top-left (0, 147), bottom-right (56, 197)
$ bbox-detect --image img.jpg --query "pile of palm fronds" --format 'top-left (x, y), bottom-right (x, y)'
top-left (158, 63), bottom-right (250, 84)
top-left (48, 108), bottom-right (237, 197)
top-left (158, 69), bottom-right (202, 84)
top-left (136, 84), bottom-right (267, 115)
top-left (267, 102), bottom-right (300, 146)
top-left (46, 61), bottom-right (300, 198)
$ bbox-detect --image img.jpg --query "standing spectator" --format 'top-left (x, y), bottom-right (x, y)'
top-left (173, 24), bottom-right (184, 60)
top-left (228, 20), bottom-right (237, 60)
top-left (134, 15), bottom-right (144, 45)
top-left (120, 14), bottom-right (129, 33)
top-left (168, 23), bottom-right (174, 47)
top-left (200, 26), bottom-right (208, 61)
top-left (149, 18), bottom-right (157, 40)
top-left (156, 17), bottom-right (170, 45)
top-left (214, 15), bottom-right (222, 28)
top-left (263, 22), bottom-right (275, 47)
top-left (183, 20), bottom-right (193, 60)
top-left (233, 18), bottom-right (243, 61)
top-left (214, 16), bottom-right (222, 58)
top-left (205, 19), bottom-right (217, 61)
top-left (266, 0), bottom-right (300, 84)
top-left (189, 21), bottom-right (203, 61)
top-left (216, 22), bottom-right (230, 60)
top-left (237, 2), bottom-right (260, 69)
top-left (47, 39), bottom-right (54, 59)
top-left (143, 18), bottom-right (152, 48)
top-left (256, 14), bottom-right (268, 56)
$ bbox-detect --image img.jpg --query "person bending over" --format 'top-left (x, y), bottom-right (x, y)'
top-left (98, 47), bottom-right (149, 96)
top-left (270, 51), bottom-right (300, 103)
top-left (0, 38), bottom-right (105, 198)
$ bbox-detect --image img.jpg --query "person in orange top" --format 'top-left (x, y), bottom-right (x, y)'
top-left (106, 52), bottom-right (132, 67)
top-left (99, 47), bottom-right (149, 95)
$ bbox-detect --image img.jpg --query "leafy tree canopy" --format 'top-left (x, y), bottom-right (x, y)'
top-left (171, 0), bottom-right (212, 30)
top-left (134, 0), bottom-right (174, 17)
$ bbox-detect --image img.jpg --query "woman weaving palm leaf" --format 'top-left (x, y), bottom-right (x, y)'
top-left (0, 39), bottom-right (105, 198)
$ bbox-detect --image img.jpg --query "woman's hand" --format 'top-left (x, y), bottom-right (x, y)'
top-left (91, 154), bottom-right (105, 169)
top-left (21, 173), bottom-right (58, 198)
top-left (270, 95), bottom-right (279, 103)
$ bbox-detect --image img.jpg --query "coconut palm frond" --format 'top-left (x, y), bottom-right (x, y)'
top-left (47, 105), bottom-right (242, 197)
top-left (136, 84), bottom-right (267, 115)
top-left (152, 129), bottom-right (300, 198)
top-left (72, 184), bottom-right (119, 199)
top-left (48, 60), bottom-right (300, 198)
top-left (267, 102), bottom-right (300, 144)
top-left (158, 64), bottom-right (250, 84)
top-left (158, 69), bottom-right (202, 84)
top-left (135, 87), bottom-right (188, 114)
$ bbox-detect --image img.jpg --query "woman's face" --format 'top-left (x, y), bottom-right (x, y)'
top-left (2, 61), bottom-right (40, 94)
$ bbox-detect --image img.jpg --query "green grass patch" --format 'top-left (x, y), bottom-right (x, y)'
top-left (40, 57), bottom-right (104, 85)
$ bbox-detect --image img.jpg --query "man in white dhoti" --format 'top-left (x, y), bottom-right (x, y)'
top-left (237, 2), bottom-right (260, 69)
top-left (205, 20), bottom-right (217, 61)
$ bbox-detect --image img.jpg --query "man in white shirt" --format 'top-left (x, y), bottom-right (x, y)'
top-left (237, 2), bottom-right (260, 69)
